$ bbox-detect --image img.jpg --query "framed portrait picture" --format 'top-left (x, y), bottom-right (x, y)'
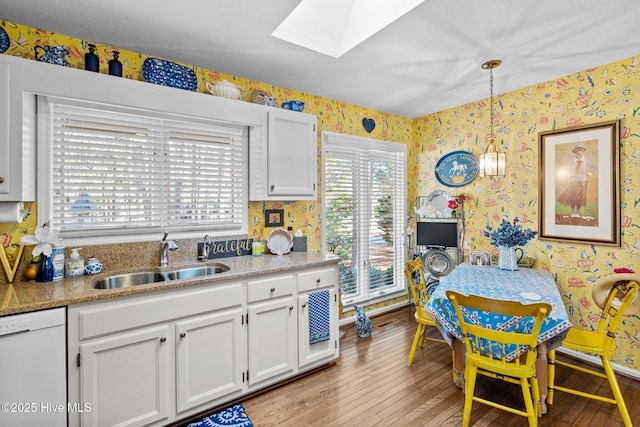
top-left (469, 251), bottom-right (492, 267)
top-left (538, 120), bottom-right (620, 246)
top-left (265, 209), bottom-right (284, 227)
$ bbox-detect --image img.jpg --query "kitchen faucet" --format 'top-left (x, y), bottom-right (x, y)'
top-left (160, 232), bottom-right (179, 267)
top-left (199, 234), bottom-right (212, 261)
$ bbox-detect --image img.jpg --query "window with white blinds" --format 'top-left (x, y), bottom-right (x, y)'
top-left (322, 132), bottom-right (406, 304)
top-left (38, 97), bottom-right (247, 239)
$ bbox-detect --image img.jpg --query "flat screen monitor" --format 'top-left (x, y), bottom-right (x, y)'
top-left (416, 222), bottom-right (458, 248)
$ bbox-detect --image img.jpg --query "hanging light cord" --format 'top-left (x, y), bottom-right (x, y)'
top-left (489, 67), bottom-right (494, 142)
top-left (481, 59), bottom-right (501, 151)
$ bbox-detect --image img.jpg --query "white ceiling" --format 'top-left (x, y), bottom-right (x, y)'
top-left (2, 0), bottom-right (639, 118)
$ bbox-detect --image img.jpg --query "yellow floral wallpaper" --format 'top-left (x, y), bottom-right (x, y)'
top-left (1, 18), bottom-right (640, 371)
top-left (0, 20), bottom-right (411, 313)
top-left (411, 57), bottom-right (640, 371)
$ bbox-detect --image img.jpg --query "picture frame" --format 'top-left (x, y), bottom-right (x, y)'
top-left (538, 120), bottom-right (620, 246)
top-left (469, 251), bottom-right (491, 267)
top-left (265, 209), bottom-right (284, 227)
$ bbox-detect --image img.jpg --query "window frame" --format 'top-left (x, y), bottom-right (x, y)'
top-left (321, 131), bottom-right (407, 305)
top-left (36, 96), bottom-right (249, 246)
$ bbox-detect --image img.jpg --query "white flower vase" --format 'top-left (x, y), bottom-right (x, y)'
top-left (498, 246), bottom-right (524, 271)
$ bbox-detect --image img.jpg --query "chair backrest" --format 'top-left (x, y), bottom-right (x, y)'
top-left (593, 279), bottom-right (640, 347)
top-left (446, 290), bottom-right (551, 371)
top-left (404, 257), bottom-right (430, 318)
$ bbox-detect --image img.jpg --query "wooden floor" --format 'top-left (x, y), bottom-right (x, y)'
top-left (243, 307), bottom-right (640, 426)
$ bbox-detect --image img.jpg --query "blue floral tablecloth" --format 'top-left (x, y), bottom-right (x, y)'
top-left (426, 263), bottom-right (572, 358)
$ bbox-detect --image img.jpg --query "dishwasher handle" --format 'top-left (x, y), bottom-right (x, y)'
top-left (0, 328), bottom-right (31, 338)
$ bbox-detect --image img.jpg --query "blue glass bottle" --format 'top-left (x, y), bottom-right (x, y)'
top-left (108, 50), bottom-right (122, 77)
top-left (84, 43), bottom-right (99, 72)
top-left (36, 255), bottom-right (55, 282)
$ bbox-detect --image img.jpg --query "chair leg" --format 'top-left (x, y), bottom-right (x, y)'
top-left (462, 365), bottom-right (477, 427)
top-left (530, 373), bottom-right (542, 423)
top-left (602, 356), bottom-right (633, 427)
top-left (520, 378), bottom-right (538, 427)
top-left (547, 349), bottom-right (556, 405)
top-left (418, 326), bottom-right (426, 347)
top-left (407, 324), bottom-right (425, 366)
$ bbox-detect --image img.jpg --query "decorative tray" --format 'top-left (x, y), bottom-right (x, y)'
top-left (251, 90), bottom-right (267, 104)
top-left (267, 229), bottom-right (293, 256)
top-left (491, 255), bottom-right (535, 268)
top-left (142, 58), bottom-right (198, 92)
top-left (434, 150), bottom-right (479, 187)
top-left (415, 190), bottom-right (453, 218)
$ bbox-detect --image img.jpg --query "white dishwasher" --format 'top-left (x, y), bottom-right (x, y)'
top-left (0, 307), bottom-right (66, 427)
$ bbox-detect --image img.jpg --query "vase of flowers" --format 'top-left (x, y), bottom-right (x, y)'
top-left (484, 217), bottom-right (537, 271)
top-left (21, 224), bottom-right (63, 282)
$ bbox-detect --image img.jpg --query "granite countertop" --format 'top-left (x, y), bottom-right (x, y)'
top-left (0, 252), bottom-right (339, 317)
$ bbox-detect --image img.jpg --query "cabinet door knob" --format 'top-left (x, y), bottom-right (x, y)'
top-left (316, 278), bottom-right (321, 284)
top-left (0, 177), bottom-right (4, 184)
top-left (301, 302), bottom-right (307, 308)
top-left (289, 306), bottom-right (294, 311)
top-left (180, 332), bottom-right (186, 339)
top-left (160, 337), bottom-right (167, 343)
top-left (270, 287), bottom-right (275, 292)
top-left (270, 184), bottom-right (275, 191)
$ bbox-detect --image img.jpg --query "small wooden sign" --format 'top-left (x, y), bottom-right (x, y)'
top-left (0, 244), bottom-right (25, 283)
top-left (198, 238), bottom-right (253, 259)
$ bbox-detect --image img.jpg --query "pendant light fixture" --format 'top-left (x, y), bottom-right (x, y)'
top-left (479, 60), bottom-right (506, 179)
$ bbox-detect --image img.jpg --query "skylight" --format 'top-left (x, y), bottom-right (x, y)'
top-left (271, 0), bottom-right (426, 58)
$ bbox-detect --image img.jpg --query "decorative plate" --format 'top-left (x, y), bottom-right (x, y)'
top-left (422, 248), bottom-right (455, 278)
top-left (415, 190), bottom-right (453, 218)
top-left (142, 58), bottom-right (198, 91)
top-left (434, 150), bottom-right (479, 187)
top-left (267, 229), bottom-right (293, 256)
top-left (0, 26), bottom-right (9, 54)
top-left (252, 90), bottom-right (267, 104)
top-left (520, 292), bottom-right (542, 301)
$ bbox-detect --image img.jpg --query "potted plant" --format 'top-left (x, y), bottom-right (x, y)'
top-left (484, 217), bottom-right (537, 270)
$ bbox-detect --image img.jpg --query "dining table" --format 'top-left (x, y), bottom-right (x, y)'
top-left (425, 262), bottom-right (572, 413)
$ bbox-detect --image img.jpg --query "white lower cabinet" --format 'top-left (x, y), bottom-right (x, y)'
top-left (175, 308), bottom-right (245, 414)
top-left (247, 274), bottom-right (297, 389)
top-left (297, 267), bottom-right (340, 368)
top-left (79, 325), bottom-right (171, 427)
top-left (68, 283), bottom-right (246, 427)
top-left (68, 264), bottom-right (338, 427)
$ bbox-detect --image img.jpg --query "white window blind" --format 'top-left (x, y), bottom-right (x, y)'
top-left (39, 97), bottom-right (246, 239)
top-left (323, 132), bottom-right (406, 304)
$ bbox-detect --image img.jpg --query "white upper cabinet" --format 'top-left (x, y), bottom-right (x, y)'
top-left (249, 108), bottom-right (317, 200)
top-left (2, 54), bottom-right (268, 205)
top-left (0, 55), bottom-right (35, 201)
top-left (2, 54), bottom-right (319, 206)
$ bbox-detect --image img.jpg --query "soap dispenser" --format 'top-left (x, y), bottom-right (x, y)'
top-left (66, 248), bottom-right (85, 278)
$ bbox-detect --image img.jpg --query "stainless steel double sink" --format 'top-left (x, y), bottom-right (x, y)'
top-left (93, 264), bottom-right (230, 289)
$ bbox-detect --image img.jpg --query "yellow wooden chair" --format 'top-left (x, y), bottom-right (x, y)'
top-left (446, 290), bottom-right (551, 427)
top-left (547, 273), bottom-right (640, 427)
top-left (404, 257), bottom-right (446, 366)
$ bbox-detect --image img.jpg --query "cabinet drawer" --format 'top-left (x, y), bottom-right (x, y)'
top-left (75, 282), bottom-right (243, 340)
top-left (298, 267), bottom-right (337, 292)
top-left (247, 274), bottom-right (295, 303)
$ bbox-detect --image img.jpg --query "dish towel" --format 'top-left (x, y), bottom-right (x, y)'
top-left (309, 289), bottom-right (331, 345)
